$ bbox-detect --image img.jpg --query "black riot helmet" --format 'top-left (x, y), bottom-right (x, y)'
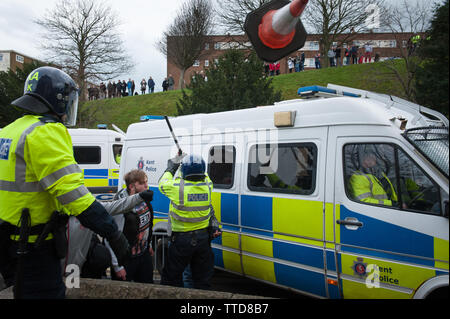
top-left (11, 66), bottom-right (79, 126)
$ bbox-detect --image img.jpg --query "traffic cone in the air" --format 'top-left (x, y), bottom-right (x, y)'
top-left (244, 0), bottom-right (308, 62)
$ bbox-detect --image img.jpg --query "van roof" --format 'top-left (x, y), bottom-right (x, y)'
top-left (68, 128), bottom-right (124, 138)
top-left (126, 84), bottom-right (447, 140)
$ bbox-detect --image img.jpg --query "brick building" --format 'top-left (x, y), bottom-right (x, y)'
top-left (0, 50), bottom-right (48, 73)
top-left (167, 32), bottom-right (416, 90)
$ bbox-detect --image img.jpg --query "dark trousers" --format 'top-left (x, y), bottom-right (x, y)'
top-left (3, 241), bottom-right (65, 299)
top-left (111, 249), bottom-right (154, 283)
top-left (161, 229), bottom-right (214, 290)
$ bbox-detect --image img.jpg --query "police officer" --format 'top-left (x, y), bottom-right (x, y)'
top-left (0, 66), bottom-right (129, 299)
top-left (159, 154), bottom-right (218, 289)
top-left (349, 152), bottom-right (397, 206)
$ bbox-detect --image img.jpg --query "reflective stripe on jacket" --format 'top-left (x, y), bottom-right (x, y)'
top-left (349, 171), bottom-right (394, 206)
top-left (0, 115), bottom-right (95, 234)
top-left (159, 171), bottom-right (213, 232)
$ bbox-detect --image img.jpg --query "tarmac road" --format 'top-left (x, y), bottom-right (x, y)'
top-left (209, 268), bottom-right (309, 299)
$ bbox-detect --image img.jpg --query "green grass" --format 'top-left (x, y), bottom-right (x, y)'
top-left (79, 60), bottom-right (406, 132)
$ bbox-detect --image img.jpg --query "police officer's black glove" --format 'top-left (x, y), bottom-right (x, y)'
top-left (108, 231), bottom-right (130, 266)
top-left (166, 159), bottom-right (180, 176)
top-left (165, 153), bottom-right (187, 175)
top-left (139, 190), bottom-right (154, 202)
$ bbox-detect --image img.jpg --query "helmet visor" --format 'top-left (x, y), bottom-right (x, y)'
top-left (64, 88), bottom-right (79, 127)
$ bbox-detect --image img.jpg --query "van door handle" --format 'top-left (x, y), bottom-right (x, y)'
top-left (336, 218), bottom-right (363, 230)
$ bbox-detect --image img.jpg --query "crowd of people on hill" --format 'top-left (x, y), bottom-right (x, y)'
top-left (313, 42), bottom-right (378, 70)
top-left (88, 74), bottom-right (177, 100)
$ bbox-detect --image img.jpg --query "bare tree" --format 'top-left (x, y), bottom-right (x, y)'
top-left (377, 0), bottom-right (435, 101)
top-left (157, 0), bottom-right (214, 89)
top-left (303, 0), bottom-right (386, 67)
top-left (35, 0), bottom-right (134, 101)
top-left (215, 0), bottom-right (271, 35)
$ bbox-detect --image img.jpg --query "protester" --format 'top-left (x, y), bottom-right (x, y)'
top-left (364, 42), bottom-right (373, 63)
top-left (314, 53), bottom-right (321, 69)
top-left (106, 170), bottom-right (154, 284)
top-left (334, 46), bottom-right (342, 67)
top-left (162, 78), bottom-right (169, 92)
top-left (148, 77), bottom-right (155, 93)
top-left (127, 79), bottom-right (132, 97)
top-left (168, 74), bottom-right (175, 90)
top-left (328, 48), bottom-right (335, 67)
top-left (140, 79), bottom-right (146, 95)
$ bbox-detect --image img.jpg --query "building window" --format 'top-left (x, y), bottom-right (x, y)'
top-left (300, 41), bottom-right (320, 51)
top-left (205, 60), bottom-right (209, 67)
top-left (16, 55), bottom-right (24, 64)
top-left (205, 43), bottom-right (210, 50)
top-left (248, 143), bottom-right (317, 195)
top-left (214, 42), bottom-right (220, 50)
top-left (305, 58), bottom-right (315, 68)
top-left (73, 146), bottom-right (101, 164)
top-left (193, 60), bottom-right (200, 67)
top-left (214, 59), bottom-right (219, 65)
top-left (208, 145), bottom-right (236, 189)
top-left (0, 54), bottom-right (3, 62)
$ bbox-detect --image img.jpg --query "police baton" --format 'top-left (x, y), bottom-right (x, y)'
top-left (164, 116), bottom-right (183, 156)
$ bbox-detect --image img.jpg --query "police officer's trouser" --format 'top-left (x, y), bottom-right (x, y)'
top-left (161, 228), bottom-right (214, 290)
top-left (5, 240), bottom-right (65, 299)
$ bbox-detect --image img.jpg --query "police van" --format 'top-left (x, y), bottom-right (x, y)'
top-left (118, 84), bottom-right (449, 299)
top-left (69, 126), bottom-right (123, 201)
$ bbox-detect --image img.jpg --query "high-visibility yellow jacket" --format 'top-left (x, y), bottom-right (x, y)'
top-left (349, 171), bottom-right (396, 206)
top-left (0, 115), bottom-right (95, 240)
top-left (158, 171), bottom-right (213, 232)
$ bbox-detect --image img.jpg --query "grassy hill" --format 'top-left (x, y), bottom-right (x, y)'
top-left (79, 60), bottom-right (405, 132)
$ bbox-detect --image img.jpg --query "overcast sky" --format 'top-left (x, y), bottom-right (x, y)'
top-left (0, 0), bottom-right (184, 92)
top-left (0, 0), bottom-right (442, 93)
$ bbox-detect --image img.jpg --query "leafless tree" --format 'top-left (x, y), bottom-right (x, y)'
top-left (157, 0), bottom-right (214, 89)
top-left (377, 0), bottom-right (435, 101)
top-left (215, 0), bottom-right (271, 35)
top-left (35, 0), bottom-right (134, 101)
top-left (302, 0), bottom-right (386, 67)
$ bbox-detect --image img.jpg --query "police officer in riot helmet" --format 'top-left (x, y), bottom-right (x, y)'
top-left (0, 66), bottom-right (130, 299)
top-left (159, 154), bottom-right (220, 289)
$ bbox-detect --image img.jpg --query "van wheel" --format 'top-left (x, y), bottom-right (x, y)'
top-left (426, 286), bottom-right (449, 299)
top-left (153, 235), bottom-right (169, 275)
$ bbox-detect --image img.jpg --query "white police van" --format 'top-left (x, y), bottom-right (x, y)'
top-left (118, 84), bottom-right (448, 299)
top-left (69, 126), bottom-right (123, 201)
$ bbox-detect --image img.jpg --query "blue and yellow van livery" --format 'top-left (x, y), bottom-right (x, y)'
top-left (120, 84), bottom-right (449, 298)
top-left (69, 128), bottom-right (123, 201)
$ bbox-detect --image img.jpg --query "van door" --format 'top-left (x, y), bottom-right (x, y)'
top-left (240, 126), bottom-right (328, 298)
top-left (206, 144), bottom-right (243, 275)
top-left (332, 130), bottom-right (449, 299)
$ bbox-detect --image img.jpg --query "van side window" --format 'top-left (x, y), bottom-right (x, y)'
top-left (344, 143), bottom-right (441, 215)
top-left (207, 145), bottom-right (236, 189)
top-left (73, 146), bottom-right (101, 164)
top-left (248, 143), bottom-right (317, 195)
top-left (113, 144), bottom-right (122, 164)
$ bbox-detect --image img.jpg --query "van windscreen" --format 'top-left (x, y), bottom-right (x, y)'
top-left (403, 126), bottom-right (449, 178)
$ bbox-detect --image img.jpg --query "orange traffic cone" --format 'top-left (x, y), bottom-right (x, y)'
top-left (244, 0), bottom-right (308, 62)
top-left (258, 0), bottom-right (308, 49)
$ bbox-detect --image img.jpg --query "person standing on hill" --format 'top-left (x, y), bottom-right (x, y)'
top-left (148, 77), bottom-right (155, 93)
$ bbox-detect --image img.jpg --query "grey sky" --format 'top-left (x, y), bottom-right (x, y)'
top-left (0, 0), bottom-right (442, 92)
top-left (0, 0), bottom-right (181, 92)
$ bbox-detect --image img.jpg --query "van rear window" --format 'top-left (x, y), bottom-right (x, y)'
top-left (208, 145), bottom-right (236, 189)
top-left (73, 146), bottom-right (101, 164)
top-left (247, 143), bottom-right (317, 195)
